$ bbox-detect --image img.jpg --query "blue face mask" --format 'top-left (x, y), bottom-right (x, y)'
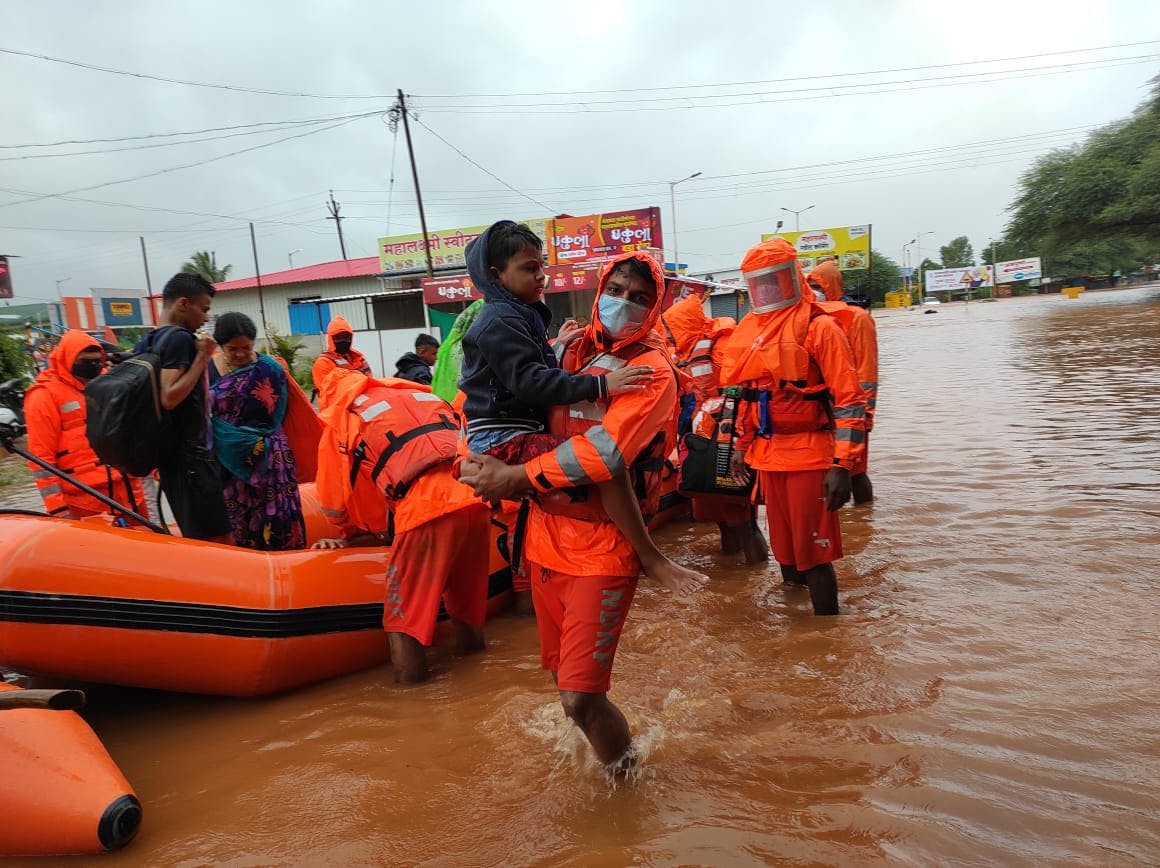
top-left (598, 295), bottom-right (649, 340)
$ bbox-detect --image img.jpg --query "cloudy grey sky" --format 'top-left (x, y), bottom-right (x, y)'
top-left (3, 0), bottom-right (1159, 301)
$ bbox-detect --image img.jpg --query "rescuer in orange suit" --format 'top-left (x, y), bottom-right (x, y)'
top-left (660, 286), bottom-right (769, 563)
top-left (718, 239), bottom-right (868, 616)
top-left (311, 367), bottom-right (489, 685)
top-left (311, 315), bottom-right (371, 398)
top-left (458, 252), bottom-right (681, 777)
top-left (23, 330), bottom-right (146, 521)
top-left (807, 259), bottom-right (879, 504)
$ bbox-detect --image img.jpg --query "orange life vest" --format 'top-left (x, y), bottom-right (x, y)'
top-left (726, 306), bottom-right (833, 436)
top-left (345, 388), bottom-right (459, 503)
top-left (540, 338), bottom-right (667, 522)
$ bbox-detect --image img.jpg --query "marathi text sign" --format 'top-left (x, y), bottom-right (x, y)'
top-left (379, 218), bottom-right (549, 274)
top-left (100, 297), bottom-right (145, 327)
top-left (422, 262), bottom-right (603, 306)
top-left (0, 256), bottom-right (11, 299)
top-left (994, 257), bottom-right (1042, 283)
top-left (549, 207), bottom-right (662, 264)
top-left (761, 225), bottom-right (871, 272)
top-left (925, 265), bottom-right (994, 292)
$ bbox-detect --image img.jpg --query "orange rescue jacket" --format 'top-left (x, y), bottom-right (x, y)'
top-left (24, 330), bottom-right (145, 517)
top-left (522, 253), bottom-right (679, 577)
top-left (312, 315), bottom-right (371, 394)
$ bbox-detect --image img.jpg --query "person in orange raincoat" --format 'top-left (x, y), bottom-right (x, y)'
top-left (23, 330), bottom-right (146, 521)
top-left (807, 259), bottom-right (879, 504)
top-left (717, 239), bottom-right (867, 616)
top-left (661, 285), bottom-right (770, 563)
top-left (458, 252), bottom-right (684, 777)
top-left (311, 315), bottom-right (371, 398)
top-left (311, 367), bottom-right (489, 685)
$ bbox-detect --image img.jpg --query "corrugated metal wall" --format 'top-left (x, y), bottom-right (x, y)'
top-left (211, 276), bottom-right (387, 335)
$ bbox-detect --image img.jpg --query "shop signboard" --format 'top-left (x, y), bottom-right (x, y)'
top-left (994, 257), bottom-right (1042, 283)
top-left (924, 265), bottom-right (994, 292)
top-left (379, 218), bottom-right (549, 274)
top-left (422, 262), bottom-right (602, 306)
top-left (548, 207), bottom-right (662, 265)
top-left (761, 225), bottom-right (871, 271)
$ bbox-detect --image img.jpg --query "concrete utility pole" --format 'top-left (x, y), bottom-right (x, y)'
top-left (393, 90), bottom-right (434, 280)
top-left (326, 191), bottom-right (348, 261)
top-left (249, 223), bottom-right (271, 345)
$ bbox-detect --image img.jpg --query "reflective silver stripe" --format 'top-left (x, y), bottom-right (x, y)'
top-left (834, 428), bottom-right (867, 444)
top-left (832, 405), bottom-right (866, 420)
top-left (555, 440), bottom-right (589, 485)
top-left (359, 400), bottom-right (391, 422)
top-left (693, 339), bottom-right (713, 352)
top-left (859, 381), bottom-right (879, 392)
top-left (39, 484), bottom-right (62, 497)
top-left (584, 426), bottom-right (625, 476)
top-left (567, 400), bottom-right (603, 422)
top-left (30, 469), bottom-right (54, 480)
top-left (61, 400), bottom-right (81, 413)
top-left (319, 506), bottom-right (348, 519)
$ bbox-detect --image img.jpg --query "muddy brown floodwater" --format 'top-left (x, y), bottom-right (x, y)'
top-left (5, 287), bottom-right (1159, 866)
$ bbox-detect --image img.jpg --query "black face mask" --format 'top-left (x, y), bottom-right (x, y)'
top-left (333, 340), bottom-right (352, 354)
top-left (71, 360), bottom-right (103, 381)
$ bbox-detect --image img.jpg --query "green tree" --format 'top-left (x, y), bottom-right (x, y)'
top-left (842, 250), bottom-right (900, 305)
top-left (261, 330), bottom-right (306, 374)
top-left (0, 333), bottom-right (32, 382)
top-left (939, 236), bottom-right (974, 268)
top-left (1003, 76), bottom-right (1160, 275)
top-left (181, 251), bottom-right (232, 283)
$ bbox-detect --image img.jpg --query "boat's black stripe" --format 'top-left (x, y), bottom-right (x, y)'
top-left (0, 569), bottom-right (512, 638)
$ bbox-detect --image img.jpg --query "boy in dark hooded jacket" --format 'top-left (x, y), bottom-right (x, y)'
top-left (459, 221), bottom-right (707, 603)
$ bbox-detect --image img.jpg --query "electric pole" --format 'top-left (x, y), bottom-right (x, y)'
top-left (393, 89), bottom-right (434, 279)
top-left (326, 190), bottom-right (348, 261)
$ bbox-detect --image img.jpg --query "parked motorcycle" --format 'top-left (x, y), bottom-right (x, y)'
top-left (0, 378), bottom-right (27, 427)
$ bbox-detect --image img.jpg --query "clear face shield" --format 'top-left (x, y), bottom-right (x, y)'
top-left (745, 261), bottom-right (801, 313)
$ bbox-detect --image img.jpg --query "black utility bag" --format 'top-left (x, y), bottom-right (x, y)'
top-left (678, 391), bottom-right (755, 498)
top-left (84, 328), bottom-right (177, 477)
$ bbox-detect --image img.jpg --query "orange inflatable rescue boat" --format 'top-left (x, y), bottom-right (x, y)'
top-left (0, 684), bottom-right (140, 856)
top-left (0, 484), bottom-right (513, 697)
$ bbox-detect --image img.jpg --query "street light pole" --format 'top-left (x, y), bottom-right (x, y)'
top-left (915, 230), bottom-right (933, 299)
top-left (781, 204), bottom-right (815, 232)
top-left (54, 277), bottom-right (71, 330)
top-left (288, 249), bottom-right (302, 269)
top-left (668, 171), bottom-right (702, 274)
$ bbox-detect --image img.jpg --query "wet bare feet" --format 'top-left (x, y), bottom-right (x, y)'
top-left (643, 556), bottom-right (710, 598)
top-left (514, 589), bottom-right (536, 618)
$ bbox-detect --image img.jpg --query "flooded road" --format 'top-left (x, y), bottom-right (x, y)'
top-left (6, 288), bottom-right (1160, 865)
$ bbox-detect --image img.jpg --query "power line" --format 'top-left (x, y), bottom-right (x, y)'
top-left (0, 115), bottom-right (375, 209)
top-left (409, 115), bottom-right (556, 212)
top-left (0, 45), bottom-right (393, 100)
top-left (416, 56), bottom-right (1160, 114)
top-left (0, 110), bottom-right (388, 149)
top-left (412, 40), bottom-right (1160, 98)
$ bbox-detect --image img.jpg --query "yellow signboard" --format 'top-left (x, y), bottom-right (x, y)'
top-left (108, 302), bottom-right (134, 316)
top-left (761, 224), bottom-right (871, 272)
top-left (378, 218), bottom-right (550, 274)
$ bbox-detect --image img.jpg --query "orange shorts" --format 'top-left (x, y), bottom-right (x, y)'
top-left (851, 435), bottom-right (870, 477)
top-left (384, 504), bottom-right (490, 646)
top-left (527, 562), bottom-right (638, 694)
top-left (690, 494), bottom-right (753, 526)
top-left (759, 469), bottom-right (843, 571)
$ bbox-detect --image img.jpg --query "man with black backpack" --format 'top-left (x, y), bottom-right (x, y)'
top-left (144, 273), bottom-right (231, 543)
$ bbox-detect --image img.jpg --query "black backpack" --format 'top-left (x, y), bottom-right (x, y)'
top-left (678, 391), bottom-right (754, 498)
top-left (85, 328), bottom-right (179, 477)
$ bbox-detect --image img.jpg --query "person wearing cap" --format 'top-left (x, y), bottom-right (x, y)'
top-left (718, 239), bottom-right (868, 615)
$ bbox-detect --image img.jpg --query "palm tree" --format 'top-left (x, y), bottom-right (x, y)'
top-left (181, 251), bottom-right (232, 283)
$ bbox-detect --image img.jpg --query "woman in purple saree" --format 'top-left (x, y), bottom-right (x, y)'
top-left (209, 313), bottom-right (306, 550)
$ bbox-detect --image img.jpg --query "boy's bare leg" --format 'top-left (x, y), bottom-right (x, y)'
top-left (451, 618), bottom-right (485, 654)
top-left (594, 474), bottom-right (708, 597)
top-left (387, 632), bottom-right (429, 684)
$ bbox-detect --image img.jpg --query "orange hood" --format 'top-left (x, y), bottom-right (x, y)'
top-left (39, 330), bottom-right (104, 391)
top-left (809, 259), bottom-right (844, 301)
top-left (660, 292), bottom-right (709, 359)
top-left (580, 252), bottom-right (669, 360)
top-left (324, 315), bottom-right (356, 353)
